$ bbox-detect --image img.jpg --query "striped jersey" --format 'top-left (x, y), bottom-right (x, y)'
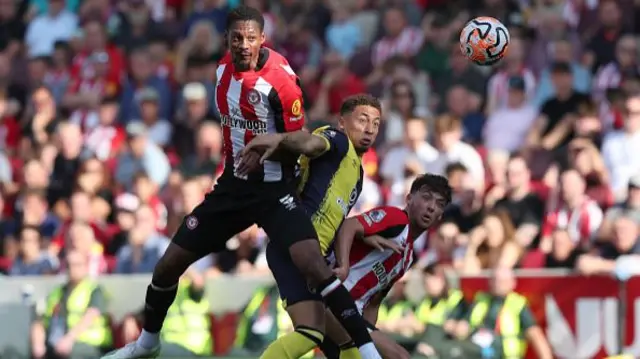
top-left (342, 206), bottom-right (415, 313)
top-left (215, 48), bottom-right (305, 183)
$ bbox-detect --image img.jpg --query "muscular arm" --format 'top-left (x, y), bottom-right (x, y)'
top-left (335, 217), bottom-right (365, 269)
top-left (278, 131), bottom-right (330, 159)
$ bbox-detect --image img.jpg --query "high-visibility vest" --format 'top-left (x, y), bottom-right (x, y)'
top-left (162, 281), bottom-right (212, 356)
top-left (44, 280), bottom-right (112, 348)
top-left (416, 289), bottom-right (464, 326)
top-left (378, 300), bottom-right (414, 323)
top-left (469, 292), bottom-right (528, 359)
top-left (235, 286), bottom-right (313, 357)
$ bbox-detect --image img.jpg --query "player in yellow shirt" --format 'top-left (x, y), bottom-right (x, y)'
top-left (240, 94), bottom-right (381, 359)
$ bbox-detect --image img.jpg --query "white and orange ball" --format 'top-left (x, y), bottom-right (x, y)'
top-left (460, 16), bottom-right (510, 66)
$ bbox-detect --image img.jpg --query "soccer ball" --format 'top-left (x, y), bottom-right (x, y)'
top-left (459, 17), bottom-right (510, 66)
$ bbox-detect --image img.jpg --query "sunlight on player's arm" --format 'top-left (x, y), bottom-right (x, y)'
top-left (334, 217), bottom-right (365, 276)
top-left (278, 131), bottom-right (330, 158)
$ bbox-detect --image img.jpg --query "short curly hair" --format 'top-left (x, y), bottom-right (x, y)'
top-left (409, 174), bottom-right (453, 206)
top-left (340, 94), bottom-right (382, 116)
top-left (226, 5), bottom-right (264, 32)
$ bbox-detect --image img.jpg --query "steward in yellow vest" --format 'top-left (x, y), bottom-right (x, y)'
top-left (231, 285), bottom-right (315, 358)
top-left (121, 273), bottom-right (212, 357)
top-left (453, 268), bottom-right (553, 359)
top-left (412, 264), bottom-right (467, 359)
top-left (376, 275), bottom-right (415, 336)
top-left (31, 251), bottom-right (112, 359)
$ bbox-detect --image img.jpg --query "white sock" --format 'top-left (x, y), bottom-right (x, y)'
top-left (358, 342), bottom-right (382, 359)
top-left (137, 330), bottom-right (160, 350)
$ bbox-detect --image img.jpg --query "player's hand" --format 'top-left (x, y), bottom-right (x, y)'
top-left (240, 134), bottom-right (284, 164)
top-left (363, 235), bottom-right (403, 253)
top-left (235, 150), bottom-right (262, 176)
top-left (333, 265), bottom-right (349, 281)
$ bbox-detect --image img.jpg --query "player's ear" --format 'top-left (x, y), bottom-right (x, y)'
top-left (260, 32), bottom-right (265, 46)
top-left (337, 116), bottom-right (346, 129)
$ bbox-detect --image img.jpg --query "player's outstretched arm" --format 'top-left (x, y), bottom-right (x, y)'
top-left (333, 217), bottom-right (365, 280)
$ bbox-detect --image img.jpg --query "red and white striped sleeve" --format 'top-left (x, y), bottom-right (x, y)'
top-left (356, 206), bottom-right (409, 238)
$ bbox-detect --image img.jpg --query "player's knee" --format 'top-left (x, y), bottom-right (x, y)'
top-left (152, 242), bottom-right (199, 286)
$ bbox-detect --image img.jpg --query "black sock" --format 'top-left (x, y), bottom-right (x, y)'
top-left (318, 336), bottom-right (341, 359)
top-left (142, 282), bottom-right (178, 333)
top-left (317, 275), bottom-right (373, 347)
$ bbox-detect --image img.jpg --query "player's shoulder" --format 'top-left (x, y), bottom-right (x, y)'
top-left (313, 126), bottom-right (347, 141)
top-left (361, 206), bottom-right (409, 226)
top-left (262, 48), bottom-right (298, 83)
top-left (218, 51), bottom-right (232, 65)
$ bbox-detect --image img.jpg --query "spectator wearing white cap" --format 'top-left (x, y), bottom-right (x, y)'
top-left (115, 122), bottom-right (170, 190)
top-left (136, 87), bottom-right (172, 147)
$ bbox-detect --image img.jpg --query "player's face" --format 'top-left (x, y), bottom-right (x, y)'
top-left (407, 187), bottom-right (447, 230)
top-left (339, 105), bottom-right (381, 154)
top-left (227, 20), bottom-right (265, 71)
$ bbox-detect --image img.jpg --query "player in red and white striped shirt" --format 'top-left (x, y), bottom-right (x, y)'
top-left (104, 6), bottom-right (384, 359)
top-left (323, 174), bottom-right (452, 358)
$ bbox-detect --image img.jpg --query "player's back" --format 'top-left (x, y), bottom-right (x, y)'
top-left (297, 126), bottom-right (364, 254)
top-left (342, 206), bottom-right (414, 313)
top-left (215, 48), bottom-right (305, 185)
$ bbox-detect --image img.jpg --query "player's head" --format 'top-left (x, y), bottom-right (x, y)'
top-left (406, 174), bottom-right (452, 230)
top-left (338, 94), bottom-right (382, 154)
top-left (225, 5), bottom-right (265, 71)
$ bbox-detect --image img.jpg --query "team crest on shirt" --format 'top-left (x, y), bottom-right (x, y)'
top-left (186, 215), bottom-right (199, 229)
top-left (291, 99), bottom-right (302, 116)
top-left (247, 89), bottom-right (261, 104)
top-left (368, 209), bottom-right (386, 223)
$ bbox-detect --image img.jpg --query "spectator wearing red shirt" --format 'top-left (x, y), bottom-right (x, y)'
top-left (309, 51), bottom-right (366, 119)
top-left (64, 51), bottom-right (120, 133)
top-left (133, 172), bottom-right (167, 234)
top-left (51, 191), bottom-right (108, 254)
top-left (85, 97), bottom-right (127, 162)
top-left (70, 19), bottom-right (124, 83)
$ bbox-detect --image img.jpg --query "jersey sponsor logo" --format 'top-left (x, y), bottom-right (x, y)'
top-left (291, 99), bottom-right (302, 116)
top-left (289, 115), bottom-right (302, 122)
top-left (372, 260), bottom-right (401, 290)
top-left (322, 129), bottom-right (336, 138)
top-left (279, 194), bottom-right (297, 211)
top-left (247, 89), bottom-right (261, 104)
top-left (369, 209), bottom-right (386, 223)
top-left (220, 110), bottom-right (268, 135)
top-left (337, 187), bottom-right (359, 217)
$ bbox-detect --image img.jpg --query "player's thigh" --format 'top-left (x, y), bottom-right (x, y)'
top-left (173, 189), bottom-right (254, 255)
top-left (324, 308), bottom-right (353, 347)
top-left (257, 191), bottom-right (317, 246)
top-left (266, 241), bottom-right (322, 308)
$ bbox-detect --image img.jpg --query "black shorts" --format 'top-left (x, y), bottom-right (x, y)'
top-left (172, 177), bottom-right (317, 256)
top-left (266, 240), bottom-right (322, 306)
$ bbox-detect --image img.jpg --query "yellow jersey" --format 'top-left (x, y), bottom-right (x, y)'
top-left (297, 126), bottom-right (363, 254)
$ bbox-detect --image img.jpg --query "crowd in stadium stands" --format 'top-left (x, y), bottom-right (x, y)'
top-left (0, 0), bottom-right (639, 289)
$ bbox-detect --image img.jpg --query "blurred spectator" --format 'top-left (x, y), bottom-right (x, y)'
top-left (483, 76), bottom-right (537, 153)
top-left (431, 114), bottom-right (484, 187)
top-left (113, 0), bottom-right (165, 52)
top-left (593, 35), bottom-right (638, 103)
top-left (577, 216), bottom-right (640, 275)
top-left (135, 88), bottom-right (172, 147)
top-left (376, 275), bottom-right (414, 336)
top-left (528, 62), bottom-right (590, 153)
top-left (105, 193), bottom-right (140, 256)
top-left (584, 0), bottom-right (628, 73)
top-left (372, 7), bottom-right (423, 68)
top-left (541, 169), bottom-right (603, 251)
top-left (381, 80), bottom-right (429, 144)
top-left (175, 21), bottom-right (222, 84)
top-left (325, 4), bottom-right (361, 60)
top-left (119, 47), bottom-right (172, 123)
top-left (65, 221), bottom-right (107, 277)
top-left (545, 228), bottom-right (584, 269)
top-left (64, 51), bottom-right (120, 133)
top-left (9, 226), bottom-right (58, 276)
top-left (486, 37), bottom-right (536, 115)
top-left (31, 250), bottom-right (112, 359)
top-left (49, 122), bottom-right (83, 203)
top-left (23, 86), bottom-right (59, 149)
top-left (0, 0), bottom-right (25, 59)
top-left (183, 0), bottom-right (229, 35)
top-left (534, 38), bottom-right (592, 107)
top-left (25, 0), bottom-right (78, 57)
top-left (84, 97), bottom-right (126, 161)
top-left (179, 121), bottom-right (222, 178)
top-left (113, 204), bottom-right (169, 274)
top-left (462, 210), bottom-right (521, 274)
top-left (209, 225), bottom-right (267, 276)
top-left (600, 175), bottom-right (640, 239)
top-left (602, 94), bottom-right (640, 200)
top-left (115, 122), bottom-right (171, 189)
